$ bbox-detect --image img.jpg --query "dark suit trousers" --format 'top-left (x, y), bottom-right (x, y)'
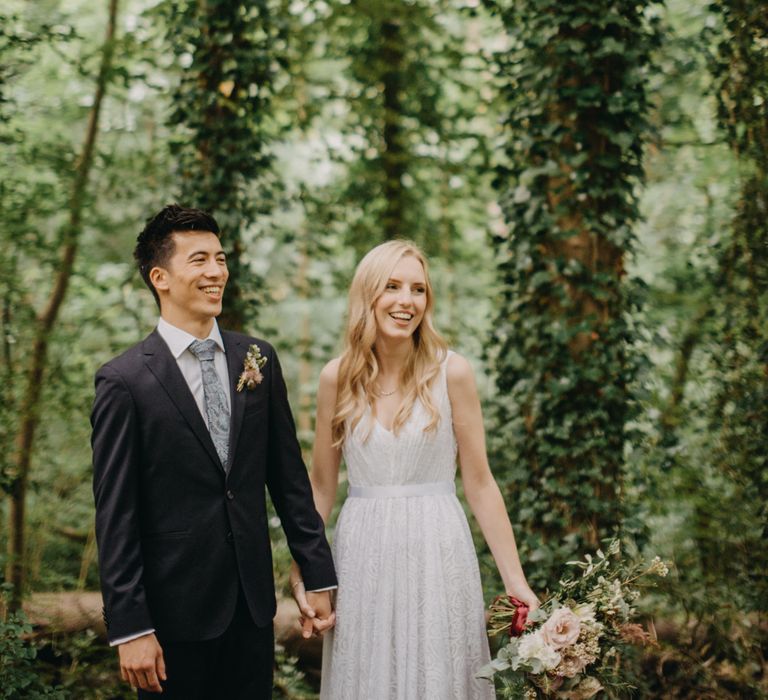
top-left (138, 589), bottom-right (274, 700)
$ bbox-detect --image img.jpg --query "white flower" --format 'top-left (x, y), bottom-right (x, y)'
top-left (517, 630), bottom-right (561, 671)
top-left (649, 556), bottom-right (669, 577)
top-left (572, 602), bottom-right (596, 624)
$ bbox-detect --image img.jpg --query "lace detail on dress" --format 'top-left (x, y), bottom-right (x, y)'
top-left (320, 352), bottom-right (494, 700)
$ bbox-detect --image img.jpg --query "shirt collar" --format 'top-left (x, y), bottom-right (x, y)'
top-left (156, 317), bottom-right (226, 359)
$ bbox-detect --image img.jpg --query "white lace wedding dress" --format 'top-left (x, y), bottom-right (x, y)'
top-left (320, 353), bottom-right (495, 699)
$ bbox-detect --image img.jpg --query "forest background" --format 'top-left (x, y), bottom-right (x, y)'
top-left (0, 0), bottom-right (765, 698)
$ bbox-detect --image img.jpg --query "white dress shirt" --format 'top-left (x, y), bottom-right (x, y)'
top-left (157, 316), bottom-right (231, 422)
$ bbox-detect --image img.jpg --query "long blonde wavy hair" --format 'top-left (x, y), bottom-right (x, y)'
top-left (331, 240), bottom-right (448, 446)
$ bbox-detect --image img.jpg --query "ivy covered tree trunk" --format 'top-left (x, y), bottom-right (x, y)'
top-left (164, 0), bottom-right (279, 331)
top-left (704, 0), bottom-right (768, 607)
top-left (488, 0), bottom-right (658, 588)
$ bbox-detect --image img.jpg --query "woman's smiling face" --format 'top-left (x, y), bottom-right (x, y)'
top-left (373, 254), bottom-right (427, 343)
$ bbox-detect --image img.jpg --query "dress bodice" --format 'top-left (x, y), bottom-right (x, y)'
top-left (341, 352), bottom-right (457, 487)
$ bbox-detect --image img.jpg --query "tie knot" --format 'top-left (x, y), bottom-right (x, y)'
top-left (188, 339), bottom-right (217, 362)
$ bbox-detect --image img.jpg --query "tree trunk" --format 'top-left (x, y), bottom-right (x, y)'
top-left (195, 12), bottom-right (245, 332)
top-left (5, 0), bottom-right (119, 612)
top-left (490, 0), bottom-right (656, 588)
top-left (169, 0), bottom-right (276, 333)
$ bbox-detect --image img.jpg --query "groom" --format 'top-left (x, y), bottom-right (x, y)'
top-left (91, 205), bottom-right (336, 698)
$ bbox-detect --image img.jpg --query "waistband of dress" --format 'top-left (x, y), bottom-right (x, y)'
top-left (347, 481), bottom-right (456, 499)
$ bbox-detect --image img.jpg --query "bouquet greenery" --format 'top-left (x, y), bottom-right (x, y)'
top-left (479, 540), bottom-right (669, 699)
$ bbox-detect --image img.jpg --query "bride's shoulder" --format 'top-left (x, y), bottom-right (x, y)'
top-left (444, 351), bottom-right (476, 393)
top-left (319, 357), bottom-right (342, 388)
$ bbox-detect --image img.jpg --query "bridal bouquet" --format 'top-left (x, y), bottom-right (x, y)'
top-left (479, 540), bottom-right (669, 699)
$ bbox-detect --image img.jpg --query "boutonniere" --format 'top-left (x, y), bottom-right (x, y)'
top-left (237, 344), bottom-right (268, 392)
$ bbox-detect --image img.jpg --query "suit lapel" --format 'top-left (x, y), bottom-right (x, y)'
top-left (223, 331), bottom-right (247, 469)
top-left (142, 330), bottom-right (223, 471)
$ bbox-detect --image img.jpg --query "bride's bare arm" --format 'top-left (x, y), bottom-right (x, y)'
top-left (447, 353), bottom-right (539, 610)
top-left (291, 359), bottom-right (342, 635)
top-left (308, 358), bottom-right (343, 522)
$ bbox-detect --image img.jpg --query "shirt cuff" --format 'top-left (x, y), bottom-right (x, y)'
top-left (306, 585), bottom-right (338, 593)
top-left (109, 629), bottom-right (156, 647)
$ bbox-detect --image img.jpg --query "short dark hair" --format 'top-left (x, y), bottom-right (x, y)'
top-left (134, 204), bottom-right (221, 307)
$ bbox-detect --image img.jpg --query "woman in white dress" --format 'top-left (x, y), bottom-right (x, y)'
top-left (291, 240), bottom-right (539, 699)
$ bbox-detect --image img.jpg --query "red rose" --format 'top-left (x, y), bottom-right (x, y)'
top-left (489, 594), bottom-right (532, 639)
top-left (504, 595), bottom-right (530, 637)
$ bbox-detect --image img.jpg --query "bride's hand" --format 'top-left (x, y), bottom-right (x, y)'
top-left (290, 564), bottom-right (317, 639)
top-left (508, 586), bottom-right (541, 612)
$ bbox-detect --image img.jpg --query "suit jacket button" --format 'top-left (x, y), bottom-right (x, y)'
top-left (226, 490), bottom-right (235, 500)
top-left (226, 531), bottom-right (234, 543)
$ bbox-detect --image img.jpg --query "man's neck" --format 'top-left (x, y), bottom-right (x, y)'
top-left (159, 312), bottom-right (215, 340)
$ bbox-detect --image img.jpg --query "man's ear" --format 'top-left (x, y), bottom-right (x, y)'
top-left (149, 266), bottom-right (169, 293)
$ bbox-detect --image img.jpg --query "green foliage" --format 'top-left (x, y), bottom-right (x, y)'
top-left (0, 8), bottom-right (77, 496)
top-left (645, 1), bottom-right (768, 693)
top-left (706, 5), bottom-right (768, 593)
top-left (0, 592), bottom-right (65, 699)
top-left (273, 644), bottom-right (317, 699)
top-left (161, 0), bottom-right (284, 329)
top-left (35, 630), bottom-right (134, 699)
top-left (486, 0), bottom-right (660, 589)
top-left (624, 1), bottom-right (768, 695)
top-left (314, 0), bottom-right (493, 257)
top-left (0, 0), bottom-right (766, 695)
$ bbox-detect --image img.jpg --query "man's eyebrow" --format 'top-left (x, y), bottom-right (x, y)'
top-left (186, 249), bottom-right (227, 259)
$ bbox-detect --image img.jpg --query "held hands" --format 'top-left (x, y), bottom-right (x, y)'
top-left (290, 569), bottom-right (335, 639)
top-left (118, 633), bottom-right (166, 693)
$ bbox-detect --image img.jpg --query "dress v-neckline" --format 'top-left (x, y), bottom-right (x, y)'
top-left (374, 416), bottom-right (394, 434)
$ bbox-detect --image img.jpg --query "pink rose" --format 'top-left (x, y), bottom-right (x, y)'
top-left (540, 607), bottom-right (581, 649)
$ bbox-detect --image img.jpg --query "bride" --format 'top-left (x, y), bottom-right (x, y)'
top-left (291, 240), bottom-right (539, 699)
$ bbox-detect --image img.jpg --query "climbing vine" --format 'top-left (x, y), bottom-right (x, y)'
top-left (162, 0), bottom-right (284, 329)
top-left (486, 0), bottom-right (660, 588)
top-left (704, 0), bottom-right (768, 608)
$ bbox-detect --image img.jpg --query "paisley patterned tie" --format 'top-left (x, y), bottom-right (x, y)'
top-left (188, 339), bottom-right (230, 469)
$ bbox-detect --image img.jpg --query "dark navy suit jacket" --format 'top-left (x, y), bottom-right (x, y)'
top-left (91, 329), bottom-right (336, 643)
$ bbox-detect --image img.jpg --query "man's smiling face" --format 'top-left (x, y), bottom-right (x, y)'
top-left (151, 231), bottom-right (228, 327)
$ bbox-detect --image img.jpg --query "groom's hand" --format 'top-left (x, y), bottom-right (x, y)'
top-left (118, 633), bottom-right (166, 693)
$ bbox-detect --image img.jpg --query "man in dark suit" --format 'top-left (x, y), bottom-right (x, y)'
top-left (91, 205), bottom-right (336, 698)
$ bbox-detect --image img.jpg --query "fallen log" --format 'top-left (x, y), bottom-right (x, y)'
top-left (23, 591), bottom-right (106, 639)
top-left (21, 591), bottom-right (321, 660)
